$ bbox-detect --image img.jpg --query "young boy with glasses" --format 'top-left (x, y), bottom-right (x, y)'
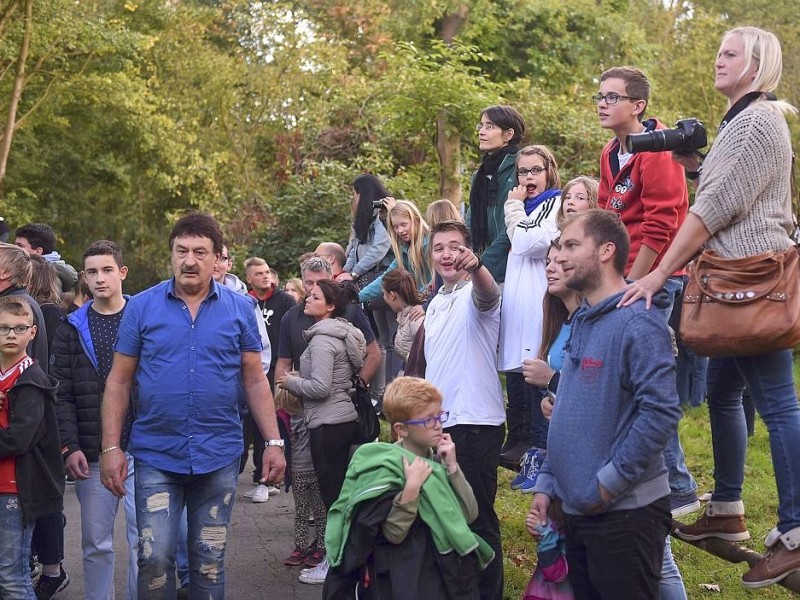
top-left (324, 377), bottom-right (493, 599)
top-left (0, 296), bottom-right (64, 599)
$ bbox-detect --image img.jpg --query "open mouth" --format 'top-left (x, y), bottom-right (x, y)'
top-left (526, 184), bottom-right (538, 195)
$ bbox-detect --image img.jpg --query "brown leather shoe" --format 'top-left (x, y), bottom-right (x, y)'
top-left (742, 543), bottom-right (800, 588)
top-left (673, 507), bottom-right (750, 542)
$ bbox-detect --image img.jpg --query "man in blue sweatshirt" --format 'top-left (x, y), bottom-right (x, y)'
top-left (529, 209), bottom-right (682, 599)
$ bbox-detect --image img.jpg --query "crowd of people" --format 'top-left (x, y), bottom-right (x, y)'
top-left (0, 24), bottom-right (798, 600)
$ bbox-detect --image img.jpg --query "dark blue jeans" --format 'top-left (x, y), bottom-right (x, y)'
top-left (134, 458), bottom-right (239, 600)
top-left (659, 277), bottom-right (698, 500)
top-left (505, 372), bottom-right (548, 449)
top-left (706, 350), bottom-right (800, 533)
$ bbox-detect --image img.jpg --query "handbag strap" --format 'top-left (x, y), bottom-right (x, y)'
top-left (791, 151), bottom-right (800, 245)
top-left (694, 251), bottom-right (786, 304)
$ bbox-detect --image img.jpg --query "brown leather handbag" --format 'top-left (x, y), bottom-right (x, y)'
top-left (680, 246), bottom-right (800, 357)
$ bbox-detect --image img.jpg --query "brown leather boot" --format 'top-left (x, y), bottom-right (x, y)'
top-left (673, 500), bottom-right (750, 542)
top-left (742, 527), bottom-right (800, 588)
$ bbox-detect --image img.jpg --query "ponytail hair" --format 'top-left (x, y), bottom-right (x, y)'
top-left (381, 269), bottom-right (424, 306)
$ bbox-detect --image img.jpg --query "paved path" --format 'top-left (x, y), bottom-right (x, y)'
top-left (57, 465), bottom-right (320, 599)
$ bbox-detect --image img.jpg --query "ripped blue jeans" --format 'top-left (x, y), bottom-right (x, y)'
top-left (133, 458), bottom-right (239, 600)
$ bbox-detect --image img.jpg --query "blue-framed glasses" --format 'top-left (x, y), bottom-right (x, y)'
top-left (403, 411), bottom-right (449, 428)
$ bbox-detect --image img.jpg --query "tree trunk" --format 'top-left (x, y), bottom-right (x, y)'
top-left (436, 108), bottom-right (461, 205)
top-left (435, 4), bottom-right (468, 204)
top-left (440, 4), bottom-right (469, 45)
top-left (0, 0), bottom-right (32, 192)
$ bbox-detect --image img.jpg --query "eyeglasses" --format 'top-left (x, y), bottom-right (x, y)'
top-left (591, 93), bottom-right (640, 105)
top-left (403, 411), bottom-right (449, 428)
top-left (0, 325), bottom-right (33, 336)
top-left (475, 123), bottom-right (498, 132)
top-left (517, 166), bottom-right (546, 177)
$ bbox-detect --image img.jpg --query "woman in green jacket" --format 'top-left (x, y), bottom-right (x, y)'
top-left (466, 105), bottom-right (526, 284)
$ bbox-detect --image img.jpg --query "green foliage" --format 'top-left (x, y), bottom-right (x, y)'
top-left (0, 0), bottom-right (798, 293)
top-left (250, 161), bottom-right (355, 278)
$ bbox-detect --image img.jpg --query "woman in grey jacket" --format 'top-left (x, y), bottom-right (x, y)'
top-left (279, 279), bottom-right (367, 509)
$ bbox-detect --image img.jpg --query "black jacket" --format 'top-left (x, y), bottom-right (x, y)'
top-left (0, 361), bottom-right (65, 522)
top-left (323, 491), bottom-right (480, 600)
top-left (51, 301), bottom-right (134, 462)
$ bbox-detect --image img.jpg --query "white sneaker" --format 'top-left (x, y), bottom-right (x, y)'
top-left (266, 485), bottom-right (280, 495)
top-left (251, 484), bottom-right (270, 503)
top-left (298, 559), bottom-right (328, 584)
top-left (242, 484), bottom-right (258, 499)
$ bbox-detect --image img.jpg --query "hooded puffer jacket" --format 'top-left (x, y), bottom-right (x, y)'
top-left (283, 318), bottom-right (367, 429)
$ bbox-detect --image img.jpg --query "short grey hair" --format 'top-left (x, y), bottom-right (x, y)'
top-left (301, 256), bottom-right (332, 277)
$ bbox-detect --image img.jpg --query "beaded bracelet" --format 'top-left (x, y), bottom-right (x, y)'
top-left (100, 445), bottom-right (119, 455)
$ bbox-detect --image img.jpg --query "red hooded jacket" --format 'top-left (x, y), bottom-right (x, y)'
top-left (598, 118), bottom-right (689, 276)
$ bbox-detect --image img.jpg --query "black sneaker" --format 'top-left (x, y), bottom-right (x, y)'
top-left (34, 567), bottom-right (69, 600)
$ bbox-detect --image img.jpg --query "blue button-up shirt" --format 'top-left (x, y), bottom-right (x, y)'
top-left (116, 279), bottom-right (262, 474)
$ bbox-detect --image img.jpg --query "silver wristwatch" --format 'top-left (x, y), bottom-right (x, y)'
top-left (265, 439), bottom-right (285, 449)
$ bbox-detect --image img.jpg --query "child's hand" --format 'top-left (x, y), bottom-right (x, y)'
top-left (507, 184), bottom-right (527, 203)
top-left (403, 455), bottom-right (433, 491)
top-left (526, 493), bottom-right (551, 538)
top-left (436, 433), bottom-right (458, 474)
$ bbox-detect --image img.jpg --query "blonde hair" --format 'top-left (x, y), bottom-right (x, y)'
top-left (383, 376), bottom-right (442, 424)
top-left (425, 199), bottom-right (462, 228)
top-left (557, 176), bottom-right (599, 225)
top-left (0, 242), bottom-right (33, 288)
top-left (274, 375), bottom-right (302, 415)
top-left (387, 200), bottom-right (431, 289)
top-left (723, 27), bottom-right (797, 115)
top-left (283, 277), bottom-right (306, 303)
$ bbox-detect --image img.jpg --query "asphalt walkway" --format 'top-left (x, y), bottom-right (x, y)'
top-left (56, 465), bottom-right (320, 599)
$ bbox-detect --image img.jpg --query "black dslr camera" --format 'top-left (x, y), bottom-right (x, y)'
top-left (372, 199), bottom-right (386, 209)
top-left (625, 118), bottom-right (708, 155)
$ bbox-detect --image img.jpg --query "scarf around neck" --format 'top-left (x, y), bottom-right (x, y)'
top-left (525, 188), bottom-right (561, 216)
top-left (470, 144), bottom-right (518, 250)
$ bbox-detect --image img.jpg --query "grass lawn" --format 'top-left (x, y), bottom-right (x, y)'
top-left (496, 405), bottom-right (797, 599)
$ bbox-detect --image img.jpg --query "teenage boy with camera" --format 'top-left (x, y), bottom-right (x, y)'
top-left (594, 66), bottom-right (700, 519)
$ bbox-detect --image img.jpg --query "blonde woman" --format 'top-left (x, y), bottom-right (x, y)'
top-left (621, 27), bottom-right (800, 589)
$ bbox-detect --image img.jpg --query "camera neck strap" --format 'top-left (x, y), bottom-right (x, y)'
top-left (718, 91), bottom-right (777, 133)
